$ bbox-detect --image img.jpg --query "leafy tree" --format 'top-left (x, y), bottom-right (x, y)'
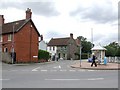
top-left (105, 46), bottom-right (116, 57)
top-left (77, 36), bottom-right (93, 54)
top-left (104, 42), bottom-right (120, 57)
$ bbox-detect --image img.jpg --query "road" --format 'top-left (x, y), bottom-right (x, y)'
top-left (1, 60), bottom-right (118, 88)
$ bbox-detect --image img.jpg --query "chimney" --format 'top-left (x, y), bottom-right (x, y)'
top-left (26, 8), bottom-right (32, 19)
top-left (77, 37), bottom-right (80, 46)
top-left (41, 35), bottom-right (43, 41)
top-left (0, 15), bottom-right (4, 25)
top-left (70, 33), bottom-right (73, 39)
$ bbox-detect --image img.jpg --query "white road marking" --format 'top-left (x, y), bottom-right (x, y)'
top-left (32, 67), bottom-right (40, 71)
top-left (41, 70), bottom-right (47, 72)
top-left (45, 78), bottom-right (104, 81)
top-left (45, 79), bottom-right (80, 81)
top-left (53, 65), bottom-right (61, 69)
top-left (78, 70), bottom-right (86, 72)
top-left (88, 70), bottom-right (95, 72)
top-left (0, 79), bottom-right (10, 81)
top-left (11, 70), bottom-right (18, 71)
top-left (87, 78), bottom-right (104, 80)
top-left (69, 70), bottom-right (76, 72)
top-left (60, 70), bottom-right (67, 72)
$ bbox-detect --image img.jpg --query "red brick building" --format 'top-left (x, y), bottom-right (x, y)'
top-left (0, 8), bottom-right (40, 63)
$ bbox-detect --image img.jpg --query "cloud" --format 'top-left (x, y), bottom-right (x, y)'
top-left (45, 31), bottom-right (66, 39)
top-left (93, 33), bottom-right (118, 46)
top-left (70, 0), bottom-right (117, 24)
top-left (0, 1), bottom-right (60, 17)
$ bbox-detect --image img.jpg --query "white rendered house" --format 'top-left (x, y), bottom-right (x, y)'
top-left (39, 35), bottom-right (47, 51)
top-left (47, 46), bottom-right (57, 56)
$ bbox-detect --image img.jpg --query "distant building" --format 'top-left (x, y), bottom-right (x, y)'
top-left (39, 35), bottom-right (47, 51)
top-left (0, 8), bottom-right (40, 63)
top-left (47, 33), bottom-right (80, 60)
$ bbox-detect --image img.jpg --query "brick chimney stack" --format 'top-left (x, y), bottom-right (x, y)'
top-left (0, 15), bottom-right (4, 25)
top-left (26, 8), bottom-right (32, 19)
top-left (41, 35), bottom-right (43, 41)
top-left (70, 33), bottom-right (73, 39)
top-left (76, 37), bottom-right (80, 46)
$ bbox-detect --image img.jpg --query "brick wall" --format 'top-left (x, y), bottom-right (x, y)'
top-left (2, 21), bottom-right (39, 63)
top-left (15, 21), bottom-right (39, 63)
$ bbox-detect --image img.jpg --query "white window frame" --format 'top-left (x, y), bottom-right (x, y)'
top-left (53, 46), bottom-right (55, 51)
top-left (8, 34), bottom-right (12, 41)
top-left (50, 46), bottom-right (51, 51)
top-left (0, 35), bottom-right (2, 42)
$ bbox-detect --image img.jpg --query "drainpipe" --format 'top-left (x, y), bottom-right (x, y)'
top-left (30, 25), bottom-right (32, 62)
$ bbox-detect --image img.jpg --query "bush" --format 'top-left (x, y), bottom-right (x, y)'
top-left (38, 50), bottom-right (50, 61)
top-left (81, 53), bottom-right (88, 59)
top-left (75, 53), bottom-right (88, 59)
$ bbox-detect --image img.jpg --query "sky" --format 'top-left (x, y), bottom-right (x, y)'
top-left (0, 0), bottom-right (119, 46)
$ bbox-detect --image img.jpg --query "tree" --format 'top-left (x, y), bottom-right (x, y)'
top-left (77, 36), bottom-right (93, 59)
top-left (105, 46), bottom-right (116, 57)
top-left (77, 36), bottom-right (93, 54)
top-left (104, 42), bottom-right (120, 57)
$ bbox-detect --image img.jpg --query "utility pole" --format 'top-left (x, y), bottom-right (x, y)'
top-left (12, 24), bottom-right (15, 64)
top-left (12, 23), bottom-right (18, 64)
top-left (91, 28), bottom-right (93, 48)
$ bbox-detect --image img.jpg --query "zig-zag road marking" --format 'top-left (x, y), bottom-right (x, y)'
top-left (32, 67), bottom-right (40, 71)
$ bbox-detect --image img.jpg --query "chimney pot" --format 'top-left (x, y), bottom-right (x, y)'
top-left (41, 35), bottom-right (43, 41)
top-left (70, 33), bottom-right (73, 38)
top-left (0, 15), bottom-right (4, 25)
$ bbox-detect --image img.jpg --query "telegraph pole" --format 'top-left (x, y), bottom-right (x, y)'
top-left (91, 28), bottom-right (93, 48)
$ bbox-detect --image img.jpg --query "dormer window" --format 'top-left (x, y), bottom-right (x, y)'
top-left (8, 34), bottom-right (12, 41)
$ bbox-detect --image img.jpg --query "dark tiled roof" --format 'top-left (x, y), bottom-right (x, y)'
top-left (2, 19), bottom-right (28, 34)
top-left (2, 19), bottom-right (40, 36)
top-left (48, 37), bottom-right (70, 46)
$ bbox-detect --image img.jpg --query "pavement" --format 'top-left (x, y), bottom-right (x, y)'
top-left (71, 61), bottom-right (120, 70)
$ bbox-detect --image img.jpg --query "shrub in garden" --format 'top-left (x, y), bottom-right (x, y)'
top-left (38, 50), bottom-right (50, 62)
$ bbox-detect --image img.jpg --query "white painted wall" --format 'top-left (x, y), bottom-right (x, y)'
top-left (39, 41), bottom-right (47, 51)
top-left (47, 46), bottom-right (57, 56)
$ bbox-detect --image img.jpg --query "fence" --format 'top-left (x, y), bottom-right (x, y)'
top-left (106, 57), bottom-right (120, 63)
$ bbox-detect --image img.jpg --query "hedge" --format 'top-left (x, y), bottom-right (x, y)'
top-left (81, 53), bottom-right (88, 59)
top-left (75, 53), bottom-right (89, 59)
top-left (38, 50), bottom-right (50, 60)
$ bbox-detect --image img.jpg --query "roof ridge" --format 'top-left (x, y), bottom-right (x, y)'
top-left (52, 37), bottom-right (70, 39)
top-left (4, 19), bottom-right (27, 25)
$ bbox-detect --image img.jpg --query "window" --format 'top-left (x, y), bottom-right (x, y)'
top-left (0, 35), bottom-right (2, 42)
top-left (63, 53), bottom-right (65, 57)
top-left (8, 34), bottom-right (12, 41)
top-left (63, 46), bottom-right (67, 50)
top-left (53, 46), bottom-right (55, 51)
top-left (4, 48), bottom-right (8, 52)
top-left (50, 46), bottom-right (51, 50)
top-left (61, 46), bottom-right (63, 50)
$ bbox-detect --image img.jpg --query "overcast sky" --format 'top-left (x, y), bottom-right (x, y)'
top-left (0, 0), bottom-right (119, 46)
